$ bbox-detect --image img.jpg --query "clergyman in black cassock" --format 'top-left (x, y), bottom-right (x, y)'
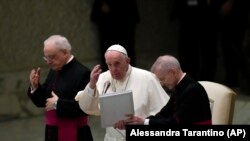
top-left (27, 35), bottom-right (93, 141)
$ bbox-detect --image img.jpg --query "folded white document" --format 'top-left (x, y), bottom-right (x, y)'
top-left (99, 90), bottom-right (134, 128)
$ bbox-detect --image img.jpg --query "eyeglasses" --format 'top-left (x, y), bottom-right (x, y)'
top-left (43, 49), bottom-right (66, 62)
top-left (43, 54), bottom-right (57, 62)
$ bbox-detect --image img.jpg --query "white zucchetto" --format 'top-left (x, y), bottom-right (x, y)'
top-left (106, 44), bottom-right (128, 56)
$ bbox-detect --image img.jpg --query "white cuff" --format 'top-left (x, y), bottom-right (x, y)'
top-left (54, 101), bottom-right (57, 110)
top-left (144, 119), bottom-right (149, 125)
top-left (86, 83), bottom-right (96, 97)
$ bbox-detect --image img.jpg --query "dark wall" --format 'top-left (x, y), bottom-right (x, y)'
top-left (0, 0), bottom-right (178, 118)
top-left (0, 0), bottom-right (98, 73)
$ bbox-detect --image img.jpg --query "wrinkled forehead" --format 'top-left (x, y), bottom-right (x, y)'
top-left (106, 51), bottom-right (128, 65)
top-left (105, 50), bottom-right (126, 58)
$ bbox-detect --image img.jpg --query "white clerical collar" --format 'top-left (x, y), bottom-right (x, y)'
top-left (177, 73), bottom-right (186, 84)
top-left (66, 55), bottom-right (74, 64)
top-left (122, 65), bottom-right (132, 81)
top-left (126, 65), bottom-right (132, 77)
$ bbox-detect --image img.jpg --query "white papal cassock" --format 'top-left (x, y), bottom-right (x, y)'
top-left (75, 65), bottom-right (169, 141)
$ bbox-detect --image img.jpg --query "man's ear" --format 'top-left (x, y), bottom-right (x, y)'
top-left (126, 57), bottom-right (131, 64)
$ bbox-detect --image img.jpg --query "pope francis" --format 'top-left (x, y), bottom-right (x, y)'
top-left (75, 44), bottom-right (169, 141)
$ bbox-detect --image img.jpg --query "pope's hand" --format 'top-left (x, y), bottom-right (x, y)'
top-left (89, 64), bottom-right (102, 89)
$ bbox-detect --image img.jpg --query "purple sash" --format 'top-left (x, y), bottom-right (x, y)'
top-left (45, 110), bottom-right (88, 141)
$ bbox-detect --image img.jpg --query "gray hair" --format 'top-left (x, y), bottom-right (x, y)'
top-left (151, 55), bottom-right (181, 73)
top-left (44, 35), bottom-right (72, 51)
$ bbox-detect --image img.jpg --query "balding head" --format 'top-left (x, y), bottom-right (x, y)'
top-left (151, 55), bottom-right (183, 90)
top-left (151, 55), bottom-right (181, 73)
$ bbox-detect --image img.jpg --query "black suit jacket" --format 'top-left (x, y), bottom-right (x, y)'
top-left (27, 58), bottom-right (90, 118)
top-left (148, 74), bottom-right (211, 125)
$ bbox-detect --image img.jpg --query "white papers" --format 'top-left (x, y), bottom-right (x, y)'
top-left (99, 90), bottom-right (134, 128)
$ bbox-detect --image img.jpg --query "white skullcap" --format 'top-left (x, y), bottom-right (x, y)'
top-left (106, 44), bottom-right (127, 56)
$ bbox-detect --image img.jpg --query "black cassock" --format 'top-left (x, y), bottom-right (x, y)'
top-left (28, 58), bottom-right (93, 141)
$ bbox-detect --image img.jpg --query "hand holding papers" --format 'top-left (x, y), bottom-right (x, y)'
top-left (99, 90), bottom-right (134, 128)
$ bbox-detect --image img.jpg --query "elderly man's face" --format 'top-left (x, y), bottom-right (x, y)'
top-left (43, 45), bottom-right (68, 71)
top-left (105, 51), bottom-right (130, 80)
top-left (154, 68), bottom-right (175, 90)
